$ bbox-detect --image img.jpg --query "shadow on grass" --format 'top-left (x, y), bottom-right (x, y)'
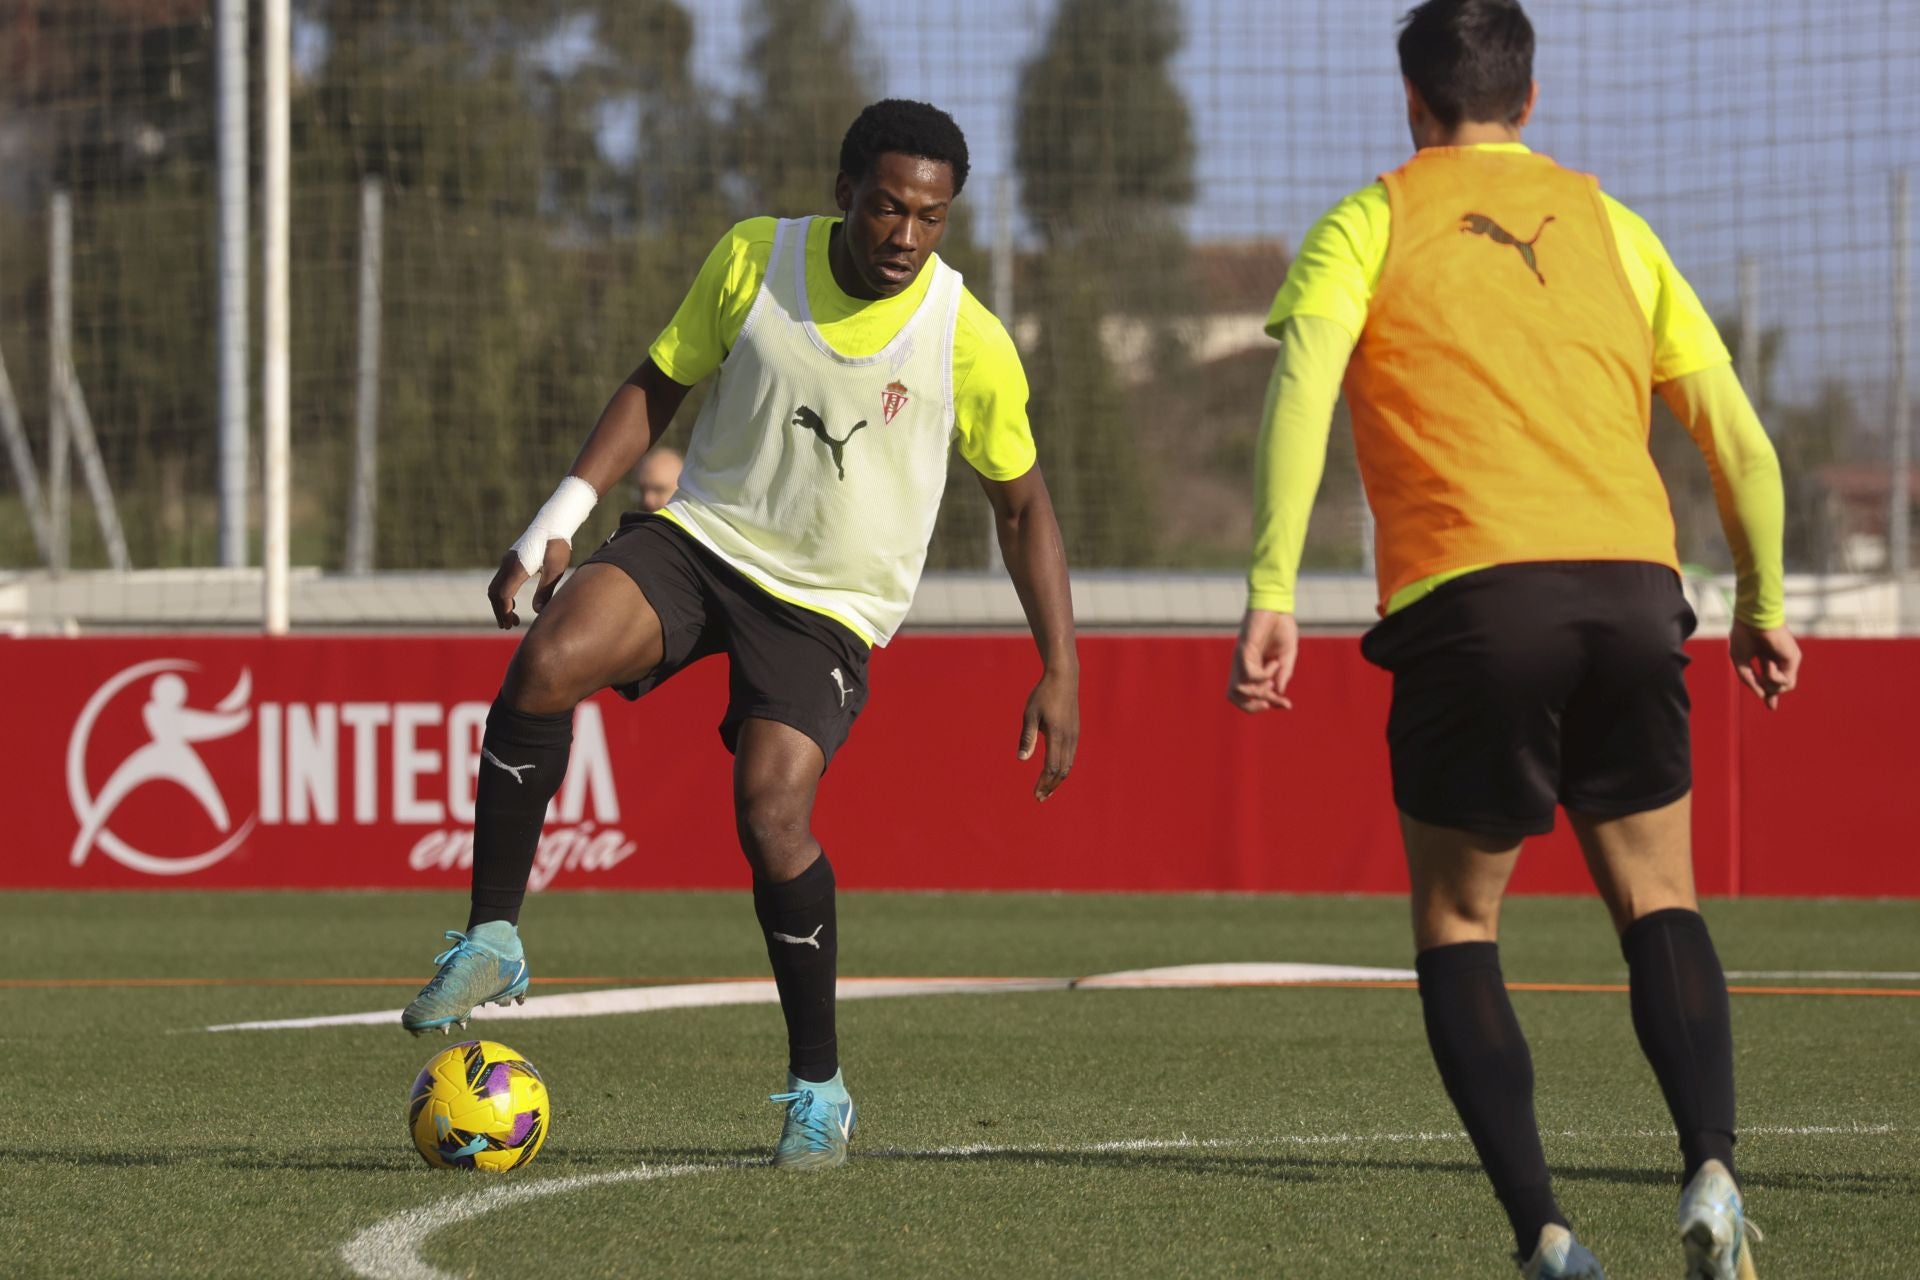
top-left (6, 1146), bottom-right (412, 1174)
top-left (550, 1143), bottom-right (1920, 1199)
top-left (15, 1143), bottom-right (1912, 1202)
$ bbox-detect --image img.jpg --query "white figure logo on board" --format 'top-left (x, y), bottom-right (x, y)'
top-left (68, 659), bottom-right (256, 876)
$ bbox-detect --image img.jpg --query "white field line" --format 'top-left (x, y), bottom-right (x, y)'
top-left (209, 960), bottom-right (1920, 1034)
top-left (206, 965), bottom-right (1414, 1034)
top-left (339, 1123), bottom-right (1897, 1280)
top-left (865, 1122), bottom-right (1896, 1159)
top-left (205, 976), bottom-right (1071, 1033)
top-left (1726, 970), bottom-right (1920, 981)
top-left (1073, 962), bottom-right (1418, 988)
top-left (339, 1161), bottom-right (729, 1280)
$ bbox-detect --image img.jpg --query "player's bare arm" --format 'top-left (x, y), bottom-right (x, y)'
top-left (980, 465), bottom-right (1079, 800)
top-left (487, 359), bottom-right (692, 629)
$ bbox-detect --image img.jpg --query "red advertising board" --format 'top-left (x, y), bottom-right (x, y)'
top-left (6, 634), bottom-right (1914, 896)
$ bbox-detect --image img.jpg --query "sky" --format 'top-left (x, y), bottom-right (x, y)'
top-left (294, 0), bottom-right (1919, 405)
top-left (675, 0), bottom-right (1919, 407)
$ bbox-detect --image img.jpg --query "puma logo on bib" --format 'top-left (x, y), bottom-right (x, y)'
top-left (792, 405), bottom-right (868, 480)
top-left (1460, 212), bottom-right (1555, 286)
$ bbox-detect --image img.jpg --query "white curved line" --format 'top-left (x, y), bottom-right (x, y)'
top-left (340, 1123), bottom-right (1896, 1280)
top-left (340, 1161), bottom-right (726, 1280)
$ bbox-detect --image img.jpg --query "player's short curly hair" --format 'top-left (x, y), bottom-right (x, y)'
top-left (1398, 0), bottom-right (1535, 129)
top-left (839, 99), bottom-right (970, 197)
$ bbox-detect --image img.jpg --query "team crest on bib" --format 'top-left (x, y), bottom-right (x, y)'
top-left (881, 380), bottom-right (910, 425)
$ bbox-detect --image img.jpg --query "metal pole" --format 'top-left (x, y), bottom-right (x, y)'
top-left (48, 191), bottom-right (71, 574)
top-left (345, 175), bottom-right (384, 573)
top-left (216, 0), bottom-right (249, 567)
top-left (988, 173), bottom-right (1013, 573)
top-left (0, 237), bottom-right (53, 562)
top-left (61, 375), bottom-right (131, 570)
top-left (0, 346), bottom-right (48, 562)
top-left (262, 0), bottom-right (291, 633)
top-left (1737, 256), bottom-right (1760, 399)
top-left (45, 195), bottom-right (130, 572)
top-left (1892, 170), bottom-right (1912, 625)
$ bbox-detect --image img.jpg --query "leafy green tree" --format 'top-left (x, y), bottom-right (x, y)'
top-left (731, 0), bottom-right (874, 217)
top-left (289, 0), bottom-right (721, 567)
top-left (0, 0), bottom-right (218, 567)
top-left (1013, 0), bottom-right (1195, 566)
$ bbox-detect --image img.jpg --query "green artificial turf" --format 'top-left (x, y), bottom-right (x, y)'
top-left (3, 891), bottom-right (1916, 1277)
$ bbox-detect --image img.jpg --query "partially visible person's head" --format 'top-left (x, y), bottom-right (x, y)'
top-left (634, 447), bottom-right (683, 513)
top-left (832, 99), bottom-right (969, 299)
top-left (1398, 0), bottom-right (1536, 144)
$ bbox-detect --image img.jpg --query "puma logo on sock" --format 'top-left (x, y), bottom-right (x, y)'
top-left (771, 925), bottom-right (825, 949)
top-left (482, 748), bottom-right (536, 783)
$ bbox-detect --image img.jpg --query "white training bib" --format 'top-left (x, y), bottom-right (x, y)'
top-left (661, 217), bottom-right (963, 645)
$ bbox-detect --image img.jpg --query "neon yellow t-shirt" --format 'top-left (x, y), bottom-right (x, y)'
top-left (1251, 144), bottom-right (1786, 626)
top-left (651, 216), bottom-right (1036, 482)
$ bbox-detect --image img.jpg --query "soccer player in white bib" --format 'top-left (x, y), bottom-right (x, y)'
top-left (401, 100), bottom-right (1081, 1170)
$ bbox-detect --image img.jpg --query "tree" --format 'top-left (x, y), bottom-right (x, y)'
top-left (1013, 0), bottom-right (1193, 251)
top-left (1013, 0), bottom-right (1195, 566)
top-left (0, 0), bottom-right (217, 567)
top-left (731, 0), bottom-right (874, 217)
top-left (289, 0), bottom-right (720, 567)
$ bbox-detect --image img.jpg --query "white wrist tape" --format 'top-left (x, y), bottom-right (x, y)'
top-left (510, 476), bottom-right (600, 575)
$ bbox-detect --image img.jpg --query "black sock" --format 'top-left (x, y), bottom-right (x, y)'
top-left (1621, 908), bottom-right (1737, 1183)
top-left (753, 853), bottom-right (838, 1083)
top-left (467, 699), bottom-right (572, 930)
top-left (1416, 941), bottom-right (1566, 1256)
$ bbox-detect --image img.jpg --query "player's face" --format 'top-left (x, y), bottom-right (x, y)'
top-left (636, 452), bottom-right (681, 512)
top-left (833, 153), bottom-right (955, 299)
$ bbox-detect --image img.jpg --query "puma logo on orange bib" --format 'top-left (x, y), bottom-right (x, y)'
top-left (1459, 212), bottom-right (1555, 285)
top-left (1343, 148), bottom-right (1676, 613)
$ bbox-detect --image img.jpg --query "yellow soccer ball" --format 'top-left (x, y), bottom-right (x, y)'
top-left (408, 1039), bottom-right (550, 1172)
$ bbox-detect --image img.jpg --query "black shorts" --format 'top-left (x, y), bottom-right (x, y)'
top-left (581, 513), bottom-right (870, 766)
top-left (1359, 561), bottom-right (1696, 839)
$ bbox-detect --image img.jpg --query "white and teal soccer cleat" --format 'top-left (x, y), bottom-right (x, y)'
top-left (1678, 1159), bottom-right (1761, 1280)
top-left (1518, 1224), bottom-right (1607, 1279)
top-left (400, 922), bottom-right (530, 1036)
top-left (768, 1070), bottom-right (855, 1170)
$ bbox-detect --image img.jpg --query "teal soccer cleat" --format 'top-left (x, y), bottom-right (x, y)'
top-left (1678, 1160), bottom-right (1761, 1280)
top-left (401, 922), bottom-right (530, 1035)
top-left (769, 1070), bottom-right (855, 1170)
top-left (1518, 1224), bottom-right (1607, 1280)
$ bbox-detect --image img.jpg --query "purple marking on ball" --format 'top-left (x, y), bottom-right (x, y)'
top-left (508, 1108), bottom-right (540, 1146)
top-left (484, 1062), bottom-right (513, 1097)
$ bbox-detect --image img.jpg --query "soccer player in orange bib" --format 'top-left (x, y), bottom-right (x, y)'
top-left (1228, 3), bottom-right (1800, 1277)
